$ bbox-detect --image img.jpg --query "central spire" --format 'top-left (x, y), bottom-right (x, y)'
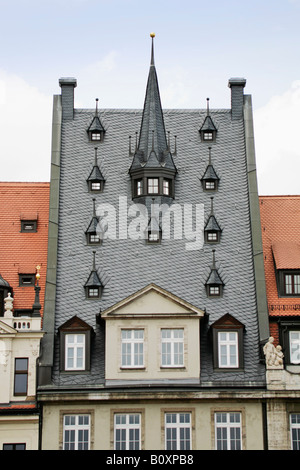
top-left (130, 33), bottom-right (176, 172)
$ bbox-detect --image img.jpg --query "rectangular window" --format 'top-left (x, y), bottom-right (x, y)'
top-left (290, 331), bottom-right (300, 364)
top-left (147, 178), bottom-right (159, 194)
top-left (114, 413), bottom-right (141, 450)
top-left (163, 179), bottom-right (171, 195)
top-left (14, 358), bottom-right (28, 396)
top-left (290, 413), bottom-right (300, 450)
top-left (3, 443), bottom-right (26, 450)
top-left (215, 412), bottom-right (242, 450)
top-left (63, 415), bottom-right (90, 450)
top-left (21, 220), bottom-right (37, 232)
top-left (285, 274), bottom-right (300, 295)
top-left (218, 332), bottom-right (238, 368)
top-left (165, 413), bottom-right (191, 450)
top-left (136, 179), bottom-right (143, 196)
top-left (161, 329), bottom-right (184, 367)
top-left (121, 329), bottom-right (144, 368)
top-left (65, 334), bottom-right (85, 371)
top-left (19, 274), bottom-right (35, 286)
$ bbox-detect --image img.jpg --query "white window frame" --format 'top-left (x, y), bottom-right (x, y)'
top-left (63, 414), bottom-right (90, 450)
top-left (165, 413), bottom-right (191, 450)
top-left (214, 412), bottom-right (242, 450)
top-left (218, 331), bottom-right (239, 368)
top-left (114, 413), bottom-right (141, 450)
top-left (290, 413), bottom-right (300, 450)
top-left (285, 274), bottom-right (300, 295)
top-left (121, 329), bottom-right (144, 368)
top-left (209, 286), bottom-right (220, 296)
top-left (147, 178), bottom-right (159, 194)
top-left (290, 331), bottom-right (300, 364)
top-left (65, 334), bottom-right (86, 371)
top-left (161, 328), bottom-right (184, 368)
top-left (163, 179), bottom-right (170, 195)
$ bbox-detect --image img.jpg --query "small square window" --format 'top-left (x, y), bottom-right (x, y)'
top-left (91, 132), bottom-right (101, 141)
top-left (147, 231), bottom-right (160, 244)
top-left (88, 233), bottom-right (101, 245)
top-left (209, 286), bottom-right (220, 296)
top-left (207, 232), bottom-right (218, 242)
top-left (88, 287), bottom-right (100, 298)
top-left (21, 220), bottom-right (37, 232)
top-left (203, 132), bottom-right (213, 141)
top-left (205, 181), bottom-right (216, 190)
top-left (91, 182), bottom-right (102, 191)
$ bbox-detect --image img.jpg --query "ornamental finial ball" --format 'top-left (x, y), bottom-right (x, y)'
top-left (150, 32), bottom-right (155, 38)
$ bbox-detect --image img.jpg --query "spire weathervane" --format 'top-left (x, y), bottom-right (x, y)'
top-left (150, 32), bottom-right (155, 66)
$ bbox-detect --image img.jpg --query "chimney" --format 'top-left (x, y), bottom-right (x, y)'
top-left (59, 77), bottom-right (77, 121)
top-left (228, 78), bottom-right (246, 120)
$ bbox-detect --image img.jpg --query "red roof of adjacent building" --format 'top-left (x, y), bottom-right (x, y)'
top-left (260, 195), bottom-right (300, 317)
top-left (0, 182), bottom-right (50, 315)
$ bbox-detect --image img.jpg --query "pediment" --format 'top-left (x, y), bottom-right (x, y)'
top-left (0, 319), bottom-right (17, 335)
top-left (101, 283), bottom-right (204, 318)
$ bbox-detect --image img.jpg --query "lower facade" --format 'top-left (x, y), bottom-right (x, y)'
top-left (39, 392), bottom-right (266, 451)
top-left (0, 413), bottom-right (40, 450)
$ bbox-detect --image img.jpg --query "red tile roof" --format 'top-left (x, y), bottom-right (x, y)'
top-left (260, 195), bottom-right (300, 317)
top-left (0, 182), bottom-right (49, 315)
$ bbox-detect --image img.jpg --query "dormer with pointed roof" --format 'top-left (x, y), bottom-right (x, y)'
top-left (200, 98), bottom-right (217, 142)
top-left (204, 197), bottom-right (222, 244)
top-left (85, 199), bottom-right (102, 245)
top-left (205, 249), bottom-right (224, 297)
top-left (87, 147), bottom-right (105, 193)
top-left (84, 251), bottom-right (103, 299)
top-left (87, 99), bottom-right (106, 142)
top-left (129, 34), bottom-right (177, 200)
top-left (200, 147), bottom-right (220, 191)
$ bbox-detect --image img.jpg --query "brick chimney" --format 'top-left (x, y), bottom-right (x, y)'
top-left (59, 77), bottom-right (77, 121)
top-left (228, 78), bottom-right (246, 120)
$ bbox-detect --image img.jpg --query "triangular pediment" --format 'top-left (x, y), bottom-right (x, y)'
top-left (101, 283), bottom-right (204, 318)
top-left (0, 319), bottom-right (17, 335)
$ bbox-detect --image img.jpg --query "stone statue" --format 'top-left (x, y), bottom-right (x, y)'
top-left (263, 336), bottom-right (284, 369)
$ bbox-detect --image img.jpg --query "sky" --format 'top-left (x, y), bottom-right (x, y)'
top-left (0, 0), bottom-right (300, 195)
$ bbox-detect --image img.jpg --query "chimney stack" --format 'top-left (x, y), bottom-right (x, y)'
top-left (228, 78), bottom-right (246, 120)
top-left (59, 77), bottom-right (77, 121)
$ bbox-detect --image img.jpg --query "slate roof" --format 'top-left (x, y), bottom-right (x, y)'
top-left (260, 195), bottom-right (300, 317)
top-left (49, 100), bottom-right (266, 387)
top-left (0, 182), bottom-right (49, 314)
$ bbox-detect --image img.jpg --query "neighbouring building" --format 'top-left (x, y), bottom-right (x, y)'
top-left (0, 182), bottom-right (49, 450)
top-left (260, 195), bottom-right (300, 450)
top-left (37, 35), bottom-right (270, 450)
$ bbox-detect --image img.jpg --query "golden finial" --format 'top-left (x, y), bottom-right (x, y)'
top-left (36, 265), bottom-right (41, 281)
top-left (150, 32), bottom-right (155, 38)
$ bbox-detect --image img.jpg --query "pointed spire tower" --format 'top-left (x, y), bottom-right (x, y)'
top-left (129, 33), bottom-right (177, 199)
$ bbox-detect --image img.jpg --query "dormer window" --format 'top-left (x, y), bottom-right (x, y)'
top-left (205, 250), bottom-right (224, 297)
top-left (208, 286), bottom-right (221, 296)
top-left (87, 99), bottom-right (105, 142)
top-left (201, 148), bottom-right (219, 192)
top-left (85, 199), bottom-right (102, 246)
top-left (211, 314), bottom-right (245, 370)
top-left (21, 220), bottom-right (37, 233)
top-left (204, 198), bottom-right (222, 244)
top-left (88, 233), bottom-right (101, 245)
top-left (199, 99), bottom-right (217, 143)
top-left (284, 272), bottom-right (300, 295)
top-left (84, 251), bottom-right (103, 299)
top-left (59, 316), bottom-right (93, 373)
top-left (146, 215), bottom-right (161, 244)
top-left (87, 148), bottom-right (105, 193)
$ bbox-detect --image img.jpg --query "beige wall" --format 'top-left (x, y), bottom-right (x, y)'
top-left (105, 317), bottom-right (200, 382)
top-left (41, 400), bottom-right (264, 450)
top-left (0, 416), bottom-right (39, 450)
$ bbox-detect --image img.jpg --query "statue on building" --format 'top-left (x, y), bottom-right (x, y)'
top-left (263, 336), bottom-right (284, 369)
top-left (4, 292), bottom-right (13, 318)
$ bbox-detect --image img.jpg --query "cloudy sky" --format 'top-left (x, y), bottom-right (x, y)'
top-left (0, 0), bottom-right (300, 195)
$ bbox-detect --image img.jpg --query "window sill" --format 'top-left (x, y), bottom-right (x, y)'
top-left (160, 366), bottom-right (186, 370)
top-left (119, 366), bottom-right (146, 371)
